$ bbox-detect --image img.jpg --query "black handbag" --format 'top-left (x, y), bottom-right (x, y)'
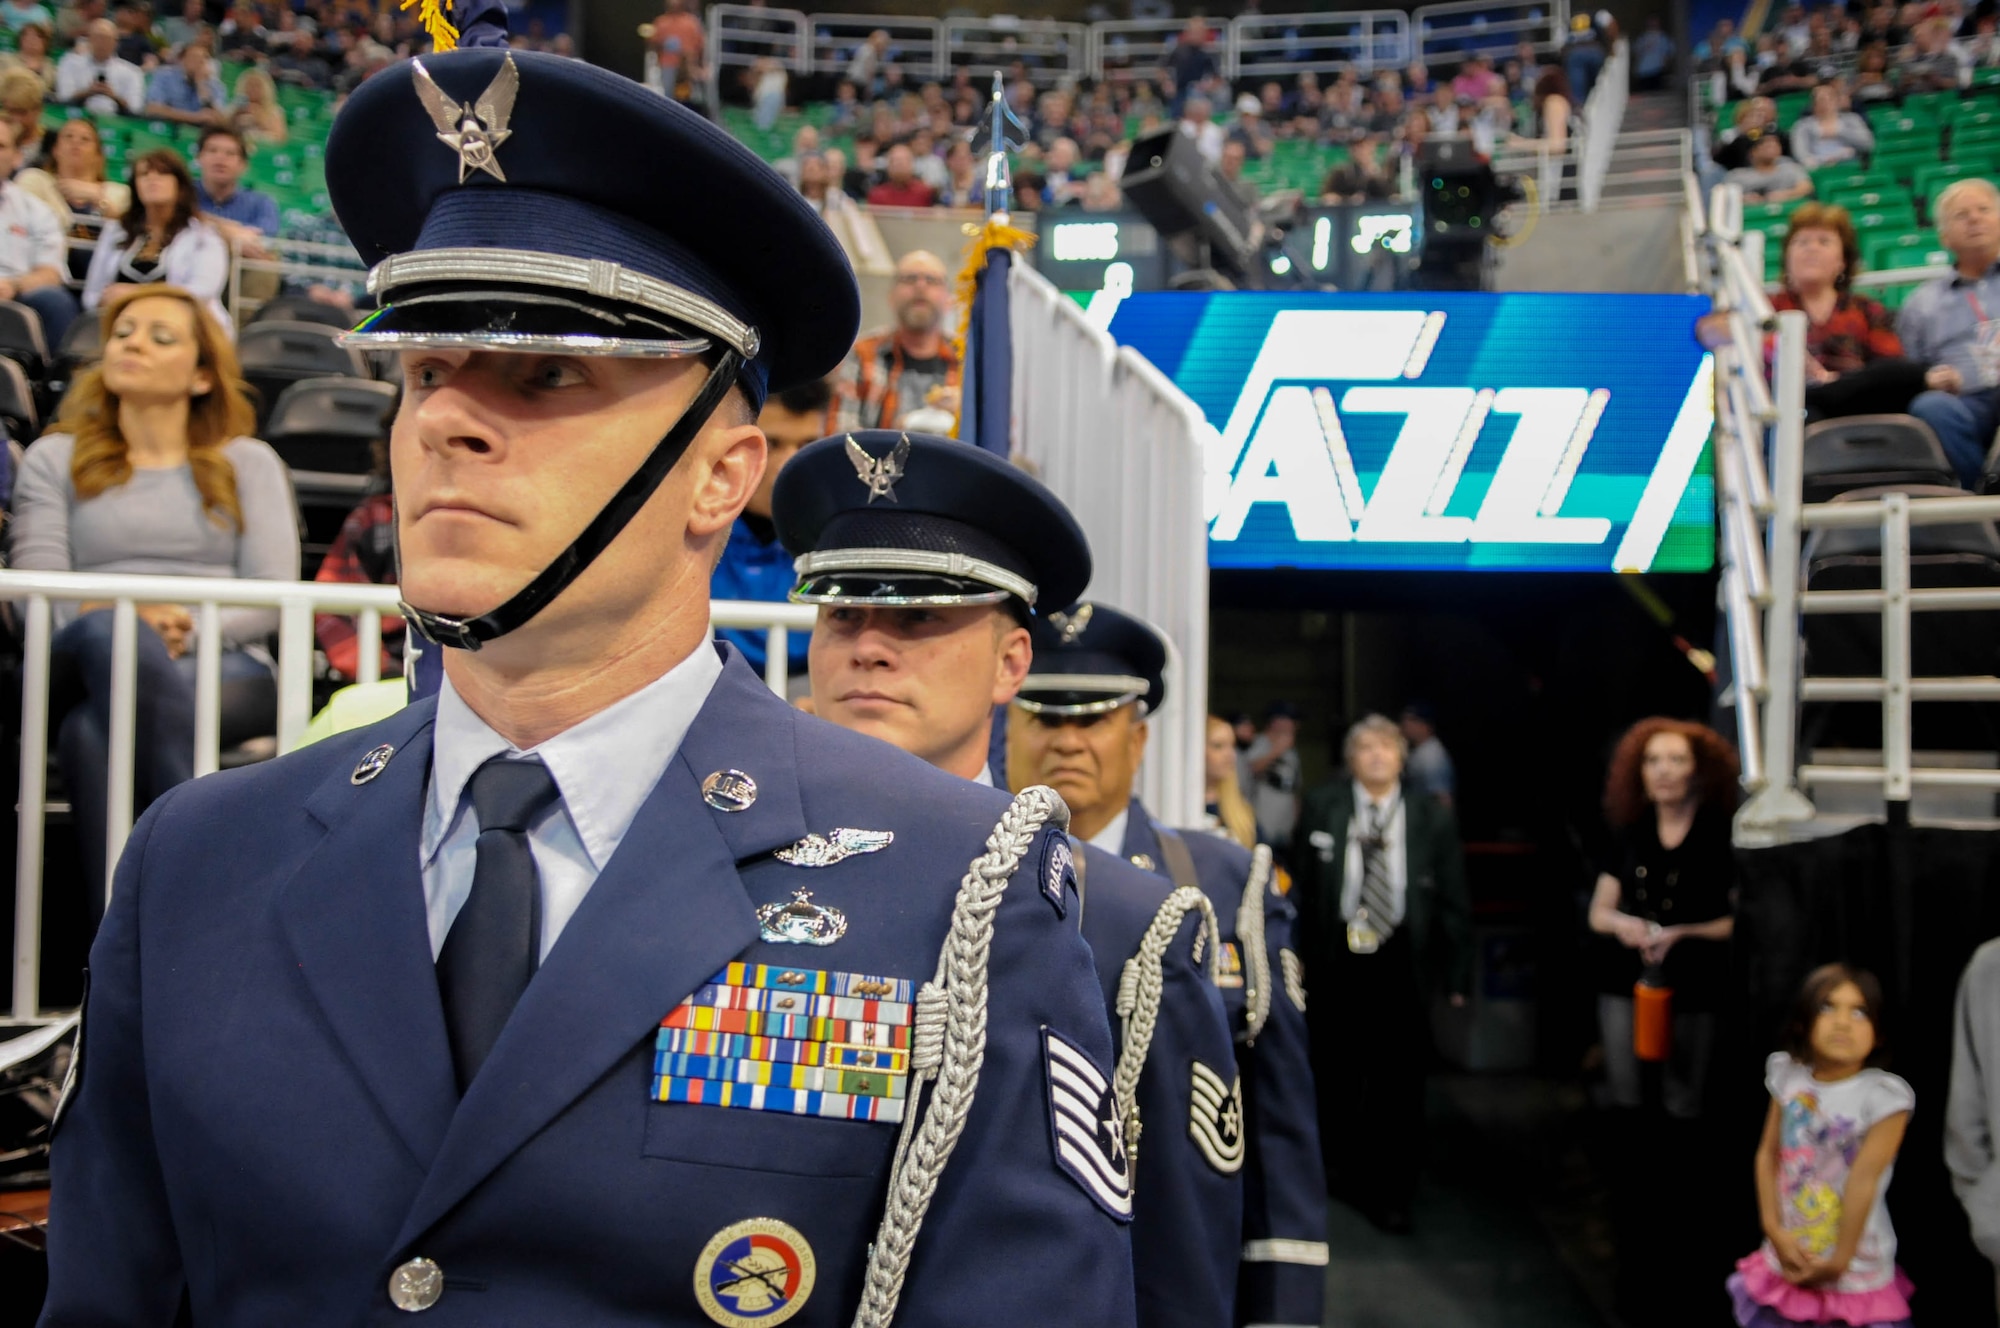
top-left (0, 1014), bottom-right (79, 1192)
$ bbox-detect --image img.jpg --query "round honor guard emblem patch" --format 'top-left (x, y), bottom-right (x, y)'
top-left (387, 1256), bottom-right (444, 1312)
top-left (351, 744), bottom-right (396, 786)
top-left (703, 770), bottom-right (759, 813)
top-left (694, 1218), bottom-right (816, 1326)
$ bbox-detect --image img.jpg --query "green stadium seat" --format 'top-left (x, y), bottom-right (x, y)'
top-left (1848, 206), bottom-right (1922, 233)
top-left (1863, 234), bottom-right (1949, 274)
top-left (1871, 148), bottom-right (1946, 182)
top-left (1902, 91), bottom-right (1958, 122)
top-left (1774, 91), bottom-right (1812, 130)
top-left (1871, 281), bottom-right (1924, 311)
top-left (1955, 102), bottom-right (2000, 130)
top-left (1811, 166), bottom-right (1880, 194)
top-left (1952, 124), bottom-right (2000, 156)
top-left (1975, 67), bottom-right (2000, 92)
top-left (1866, 108), bottom-right (1940, 138)
top-left (1826, 186), bottom-right (1913, 213)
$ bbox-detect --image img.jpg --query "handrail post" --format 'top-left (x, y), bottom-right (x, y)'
top-left (104, 598), bottom-right (138, 906)
top-left (1881, 492), bottom-right (1912, 806)
top-left (764, 625), bottom-right (789, 695)
top-left (193, 601), bottom-right (221, 779)
top-left (1737, 309), bottom-right (1817, 841)
top-left (12, 596), bottom-right (50, 1020)
top-left (276, 597), bottom-right (314, 755)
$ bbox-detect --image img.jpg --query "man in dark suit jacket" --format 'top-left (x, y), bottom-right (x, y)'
top-left (1290, 713), bottom-right (1471, 1234)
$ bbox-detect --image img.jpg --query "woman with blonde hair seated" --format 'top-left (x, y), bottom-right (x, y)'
top-left (16, 116), bottom-right (131, 246)
top-left (230, 66), bottom-right (288, 145)
top-left (1205, 713), bottom-right (1259, 849)
top-left (10, 286), bottom-right (297, 914)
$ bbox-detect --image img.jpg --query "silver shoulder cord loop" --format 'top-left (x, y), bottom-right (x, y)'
top-left (1112, 885), bottom-right (1222, 1182)
top-left (849, 784), bottom-right (1070, 1328)
top-left (1237, 844), bottom-right (1275, 1045)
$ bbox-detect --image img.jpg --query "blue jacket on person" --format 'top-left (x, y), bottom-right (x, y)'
top-left (1121, 801), bottom-right (1329, 1328)
top-left (41, 648), bottom-right (1138, 1327)
top-left (711, 515), bottom-right (811, 678)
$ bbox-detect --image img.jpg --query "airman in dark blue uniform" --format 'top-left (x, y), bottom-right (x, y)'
top-left (1010, 603), bottom-right (1331, 1328)
top-left (774, 431), bottom-right (1245, 1328)
top-left (40, 44), bottom-right (1137, 1328)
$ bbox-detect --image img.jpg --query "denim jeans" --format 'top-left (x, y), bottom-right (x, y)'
top-left (52, 609), bottom-right (272, 920)
top-left (18, 284), bottom-right (80, 350)
top-left (1908, 386), bottom-right (2000, 488)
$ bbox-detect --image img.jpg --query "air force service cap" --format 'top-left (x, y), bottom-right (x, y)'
top-left (324, 47), bottom-right (858, 405)
top-left (1017, 602), bottom-right (1169, 718)
top-left (773, 431), bottom-right (1091, 614)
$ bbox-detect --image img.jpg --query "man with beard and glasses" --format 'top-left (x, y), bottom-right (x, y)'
top-left (835, 248), bottom-right (961, 431)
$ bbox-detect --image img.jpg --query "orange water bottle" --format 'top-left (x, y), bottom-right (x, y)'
top-left (1634, 961), bottom-right (1673, 1063)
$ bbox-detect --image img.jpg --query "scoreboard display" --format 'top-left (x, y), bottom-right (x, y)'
top-left (1100, 291), bottom-right (1717, 574)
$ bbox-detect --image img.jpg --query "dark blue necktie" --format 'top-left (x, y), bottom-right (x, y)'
top-left (436, 756), bottom-right (561, 1091)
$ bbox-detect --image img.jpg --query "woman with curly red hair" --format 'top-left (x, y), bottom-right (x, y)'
top-left (1589, 716), bottom-right (1741, 1117)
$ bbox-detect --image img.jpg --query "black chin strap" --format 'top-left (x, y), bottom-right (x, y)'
top-left (401, 348), bottom-right (745, 651)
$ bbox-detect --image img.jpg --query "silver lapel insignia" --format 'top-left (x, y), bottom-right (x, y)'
top-left (350, 744), bottom-right (395, 785)
top-left (756, 886), bottom-right (849, 945)
top-left (412, 52), bottom-right (520, 184)
top-left (845, 432), bottom-right (912, 503)
top-left (775, 828), bottom-right (895, 868)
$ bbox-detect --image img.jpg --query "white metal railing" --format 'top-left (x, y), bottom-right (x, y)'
top-left (942, 16), bottom-right (1088, 88)
top-left (810, 13), bottom-right (945, 81)
top-left (1576, 38), bottom-right (1629, 212)
top-left (1415, 0), bottom-right (1569, 62)
top-left (705, 4), bottom-right (811, 113)
top-left (0, 569), bottom-right (814, 1021)
top-left (1230, 11), bottom-right (1412, 79)
top-left (1007, 261), bottom-right (1208, 829)
top-left (1090, 19), bottom-right (1235, 81)
top-left (226, 234), bottom-right (366, 325)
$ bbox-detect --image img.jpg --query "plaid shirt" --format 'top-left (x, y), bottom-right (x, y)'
top-left (313, 492), bottom-right (405, 680)
top-left (834, 328), bottom-right (962, 431)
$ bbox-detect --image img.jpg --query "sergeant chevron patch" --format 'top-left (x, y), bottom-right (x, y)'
top-left (1042, 1027), bottom-right (1133, 1220)
top-left (1189, 1060), bottom-right (1246, 1174)
top-left (1281, 947), bottom-right (1308, 1012)
top-left (655, 963), bottom-right (916, 1123)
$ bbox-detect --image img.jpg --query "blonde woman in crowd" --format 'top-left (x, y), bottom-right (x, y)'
top-left (231, 67), bottom-right (288, 145)
top-left (18, 115), bottom-right (130, 238)
top-left (1205, 713), bottom-right (1259, 849)
top-left (3, 21), bottom-right (58, 95)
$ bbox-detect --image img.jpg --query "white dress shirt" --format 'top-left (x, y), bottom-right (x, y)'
top-left (54, 49), bottom-right (144, 116)
top-left (82, 217), bottom-right (234, 333)
top-left (0, 182), bottom-right (65, 279)
top-left (420, 643), bottom-right (723, 961)
top-left (1340, 782), bottom-right (1408, 925)
top-left (1088, 807), bottom-right (1129, 856)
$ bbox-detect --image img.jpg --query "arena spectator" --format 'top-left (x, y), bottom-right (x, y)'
top-left (1852, 41), bottom-right (1897, 102)
top-left (1162, 15), bottom-right (1218, 112)
top-left (793, 151), bottom-right (851, 218)
top-left (1899, 16), bottom-right (1965, 94)
top-left (1321, 134), bottom-right (1393, 202)
top-left (0, 114), bottom-right (76, 343)
top-left (841, 137), bottom-right (879, 200)
top-left (1081, 171), bottom-right (1120, 212)
top-left (1423, 83), bottom-right (1461, 134)
top-left (1179, 93), bottom-right (1223, 164)
top-left (1564, 13), bottom-right (1608, 101)
top-left (844, 28), bottom-right (890, 98)
top-left (1228, 93), bottom-right (1273, 158)
top-left (1320, 69), bottom-right (1367, 138)
top-left (1694, 20), bottom-right (1747, 72)
top-left (1772, 203), bottom-right (1927, 421)
top-left (1246, 701), bottom-right (1302, 851)
top-left (1900, 179), bottom-right (2000, 488)
top-left (1452, 52), bottom-right (1504, 101)
top-left (1404, 60), bottom-right (1434, 99)
top-left (0, 0), bottom-right (51, 37)
top-left (0, 63), bottom-right (47, 170)
top-left (1203, 714), bottom-right (1257, 850)
top-left (770, 122), bottom-right (818, 186)
top-left (230, 66), bottom-right (287, 144)
top-left (271, 28), bottom-right (331, 90)
top-left (1948, 939), bottom-right (2000, 1312)
top-left (749, 54), bottom-right (786, 130)
top-left (145, 40), bottom-right (228, 127)
top-left (1041, 136), bottom-right (1085, 208)
top-left (711, 377), bottom-right (831, 682)
top-left (1790, 81), bottom-right (1873, 170)
top-left (193, 127), bottom-right (278, 257)
top-left (56, 17), bottom-right (144, 116)
top-left (648, 0), bottom-right (703, 102)
top-left (113, 2), bottom-right (158, 68)
top-left (0, 20), bottom-right (55, 95)
top-left (1634, 15), bottom-right (1675, 90)
top-left (936, 138), bottom-right (984, 209)
top-left (1400, 702), bottom-right (1455, 808)
top-left (1726, 132), bottom-right (1813, 204)
top-left (905, 127), bottom-right (947, 192)
top-left (155, 0), bottom-right (203, 50)
top-left (836, 248), bottom-right (959, 432)
top-left (1219, 139), bottom-right (1259, 208)
top-left (312, 467), bottom-right (403, 683)
top-left (10, 286), bottom-right (296, 909)
top-left (865, 143), bottom-right (935, 208)
top-left (17, 115), bottom-right (129, 236)
top-left (84, 148), bottom-right (230, 332)
top-left (1368, 81), bottom-right (1408, 136)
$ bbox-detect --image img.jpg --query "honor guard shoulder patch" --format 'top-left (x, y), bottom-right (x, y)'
top-left (1188, 1061), bottom-right (1246, 1175)
top-left (655, 964), bottom-right (916, 1123)
top-left (1281, 947), bottom-right (1307, 1012)
top-left (1039, 834), bottom-right (1077, 919)
top-left (1042, 1027), bottom-right (1133, 1221)
top-left (694, 1217), bottom-right (816, 1326)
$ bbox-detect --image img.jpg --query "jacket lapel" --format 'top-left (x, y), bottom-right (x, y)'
top-left (396, 653), bottom-right (808, 1244)
top-left (274, 702), bottom-right (457, 1171)
top-left (1121, 796), bottom-right (1159, 868)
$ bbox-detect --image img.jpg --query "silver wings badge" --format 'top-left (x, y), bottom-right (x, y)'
top-left (412, 52), bottom-right (520, 184)
top-left (846, 432), bottom-right (912, 504)
top-left (1047, 603), bottom-right (1093, 645)
top-left (775, 828), bottom-right (895, 868)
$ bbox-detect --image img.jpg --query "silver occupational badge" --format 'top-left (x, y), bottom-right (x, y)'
top-left (702, 770), bottom-right (758, 812)
top-left (756, 887), bottom-right (849, 946)
top-left (350, 744), bottom-right (395, 785)
top-left (1048, 603), bottom-right (1094, 645)
top-left (412, 52), bottom-right (519, 184)
top-left (774, 828), bottom-right (895, 867)
top-left (1128, 853), bottom-right (1155, 872)
top-left (845, 432), bottom-right (912, 503)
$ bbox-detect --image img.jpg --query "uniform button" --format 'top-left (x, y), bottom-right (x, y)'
top-left (389, 1258), bottom-right (444, 1312)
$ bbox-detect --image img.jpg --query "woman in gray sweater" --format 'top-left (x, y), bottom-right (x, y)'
top-left (11, 285), bottom-right (296, 910)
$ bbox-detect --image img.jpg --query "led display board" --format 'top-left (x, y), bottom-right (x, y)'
top-left (1102, 292), bottom-right (1716, 573)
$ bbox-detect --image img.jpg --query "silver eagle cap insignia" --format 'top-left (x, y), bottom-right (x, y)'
top-left (412, 52), bottom-right (520, 184)
top-left (756, 886), bottom-right (849, 946)
top-left (1047, 603), bottom-right (1094, 645)
top-left (846, 432), bottom-right (912, 504)
top-left (774, 828), bottom-right (895, 868)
